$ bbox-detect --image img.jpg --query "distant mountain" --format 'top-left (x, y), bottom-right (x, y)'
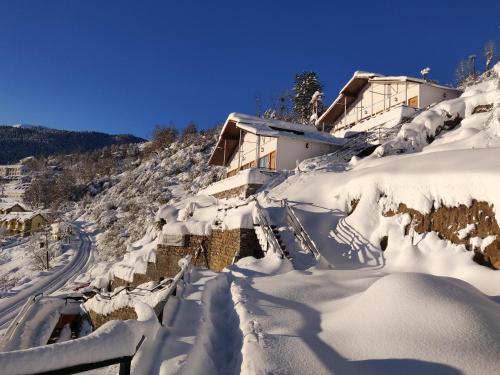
top-left (0, 125), bottom-right (146, 164)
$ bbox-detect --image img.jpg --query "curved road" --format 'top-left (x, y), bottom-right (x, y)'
top-left (0, 225), bottom-right (92, 329)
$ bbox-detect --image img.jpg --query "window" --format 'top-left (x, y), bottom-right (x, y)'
top-left (258, 154), bottom-right (269, 168)
top-left (408, 96), bottom-right (418, 108)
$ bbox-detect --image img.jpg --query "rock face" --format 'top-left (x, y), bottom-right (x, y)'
top-left (111, 229), bottom-right (263, 290)
top-left (384, 200), bottom-right (500, 269)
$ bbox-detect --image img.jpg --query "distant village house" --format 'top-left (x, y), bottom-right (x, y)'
top-left (0, 202), bottom-right (47, 237)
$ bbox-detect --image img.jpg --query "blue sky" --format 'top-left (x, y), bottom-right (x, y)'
top-left (0, 0), bottom-right (498, 139)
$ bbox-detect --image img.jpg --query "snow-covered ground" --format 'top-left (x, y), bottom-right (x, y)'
top-left (127, 64), bottom-right (500, 375)
top-left (1, 66), bottom-right (499, 375)
top-left (0, 220), bottom-right (95, 331)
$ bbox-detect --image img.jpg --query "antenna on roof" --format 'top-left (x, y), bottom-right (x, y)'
top-left (420, 67), bottom-right (431, 81)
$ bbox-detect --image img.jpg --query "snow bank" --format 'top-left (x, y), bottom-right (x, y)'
top-left (327, 272), bottom-right (500, 375)
top-left (387, 64), bottom-right (499, 152)
top-left (85, 257), bottom-right (191, 316)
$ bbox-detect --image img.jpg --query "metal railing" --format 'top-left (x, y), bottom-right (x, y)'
top-left (281, 199), bottom-right (321, 259)
top-left (253, 200), bottom-right (286, 259)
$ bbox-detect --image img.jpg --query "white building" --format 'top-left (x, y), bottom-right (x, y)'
top-left (209, 113), bottom-right (343, 177)
top-left (0, 164), bottom-right (29, 178)
top-left (202, 113), bottom-right (343, 198)
top-left (317, 71), bottom-right (461, 137)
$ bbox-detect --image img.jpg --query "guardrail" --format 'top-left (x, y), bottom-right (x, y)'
top-left (253, 200), bottom-right (286, 259)
top-left (0, 292), bottom-right (43, 351)
top-left (281, 199), bottom-right (321, 259)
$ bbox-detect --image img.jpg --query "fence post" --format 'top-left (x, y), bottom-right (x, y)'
top-left (119, 358), bottom-right (131, 375)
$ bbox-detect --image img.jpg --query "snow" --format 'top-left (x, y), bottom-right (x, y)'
top-left (469, 235), bottom-right (496, 252)
top-left (457, 223), bottom-right (475, 239)
top-left (85, 255), bottom-right (191, 316)
top-left (0, 302), bottom-right (158, 375)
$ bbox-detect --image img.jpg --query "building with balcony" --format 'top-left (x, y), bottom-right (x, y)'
top-left (317, 71), bottom-right (461, 137)
top-left (203, 113), bottom-right (344, 198)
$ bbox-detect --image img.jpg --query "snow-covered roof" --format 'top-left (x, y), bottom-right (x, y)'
top-left (209, 113), bottom-right (344, 166)
top-left (0, 211), bottom-right (46, 223)
top-left (369, 76), bottom-right (461, 91)
top-left (0, 202), bottom-right (26, 211)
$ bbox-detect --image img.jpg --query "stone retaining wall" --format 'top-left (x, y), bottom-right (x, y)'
top-left (384, 199), bottom-right (500, 269)
top-left (212, 184), bottom-right (262, 199)
top-left (110, 228), bottom-right (263, 290)
top-left (87, 306), bottom-right (137, 330)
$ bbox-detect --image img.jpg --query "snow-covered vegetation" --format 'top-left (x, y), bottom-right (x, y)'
top-left (75, 132), bottom-right (224, 261)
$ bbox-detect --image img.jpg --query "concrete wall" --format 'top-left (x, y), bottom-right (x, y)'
top-left (276, 137), bottom-right (337, 170)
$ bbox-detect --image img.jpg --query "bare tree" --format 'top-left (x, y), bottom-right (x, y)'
top-left (26, 238), bottom-right (50, 271)
top-left (455, 58), bottom-right (475, 86)
top-left (484, 40), bottom-right (496, 70)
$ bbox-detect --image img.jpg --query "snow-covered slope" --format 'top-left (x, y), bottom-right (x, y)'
top-left (158, 64), bottom-right (500, 375)
top-left (75, 135), bottom-right (224, 262)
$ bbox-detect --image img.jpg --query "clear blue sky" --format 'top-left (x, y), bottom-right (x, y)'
top-left (0, 0), bottom-right (498, 139)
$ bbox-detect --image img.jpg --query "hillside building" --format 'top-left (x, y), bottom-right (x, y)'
top-left (202, 113), bottom-right (343, 198)
top-left (0, 211), bottom-right (47, 237)
top-left (317, 71), bottom-right (461, 137)
top-left (0, 164), bottom-right (29, 178)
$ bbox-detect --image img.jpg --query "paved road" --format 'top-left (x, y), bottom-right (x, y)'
top-left (0, 224), bottom-right (92, 329)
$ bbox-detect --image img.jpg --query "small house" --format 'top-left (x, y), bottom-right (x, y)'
top-left (317, 71), bottom-right (461, 137)
top-left (202, 113), bottom-right (343, 198)
top-left (0, 212), bottom-right (47, 237)
top-left (0, 202), bottom-right (27, 215)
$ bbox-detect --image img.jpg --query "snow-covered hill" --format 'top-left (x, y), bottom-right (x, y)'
top-left (74, 134), bottom-right (224, 262)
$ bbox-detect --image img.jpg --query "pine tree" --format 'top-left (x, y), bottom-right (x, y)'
top-left (293, 71), bottom-right (324, 124)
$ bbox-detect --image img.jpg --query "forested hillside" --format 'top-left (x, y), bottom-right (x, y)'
top-left (0, 125), bottom-right (145, 163)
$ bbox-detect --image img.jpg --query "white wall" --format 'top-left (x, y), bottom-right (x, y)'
top-left (227, 132), bottom-right (277, 172)
top-left (418, 85), bottom-right (460, 108)
top-left (276, 138), bottom-right (337, 170)
top-left (333, 81), bottom-right (420, 131)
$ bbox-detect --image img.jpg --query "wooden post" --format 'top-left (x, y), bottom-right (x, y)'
top-left (223, 139), bottom-right (227, 166)
top-left (343, 97), bottom-right (347, 127)
top-left (255, 135), bottom-right (260, 168)
top-left (238, 129), bottom-right (242, 170)
top-left (371, 84), bottom-right (374, 116)
top-left (405, 80), bottom-right (408, 105)
top-left (119, 359), bottom-right (131, 375)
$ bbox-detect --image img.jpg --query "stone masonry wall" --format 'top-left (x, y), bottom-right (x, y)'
top-left (212, 184), bottom-right (262, 199)
top-left (110, 229), bottom-right (263, 290)
top-left (384, 200), bottom-right (500, 269)
top-left (87, 306), bottom-right (137, 330)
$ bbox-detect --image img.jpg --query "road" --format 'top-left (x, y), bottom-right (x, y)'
top-left (0, 224), bottom-right (93, 329)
